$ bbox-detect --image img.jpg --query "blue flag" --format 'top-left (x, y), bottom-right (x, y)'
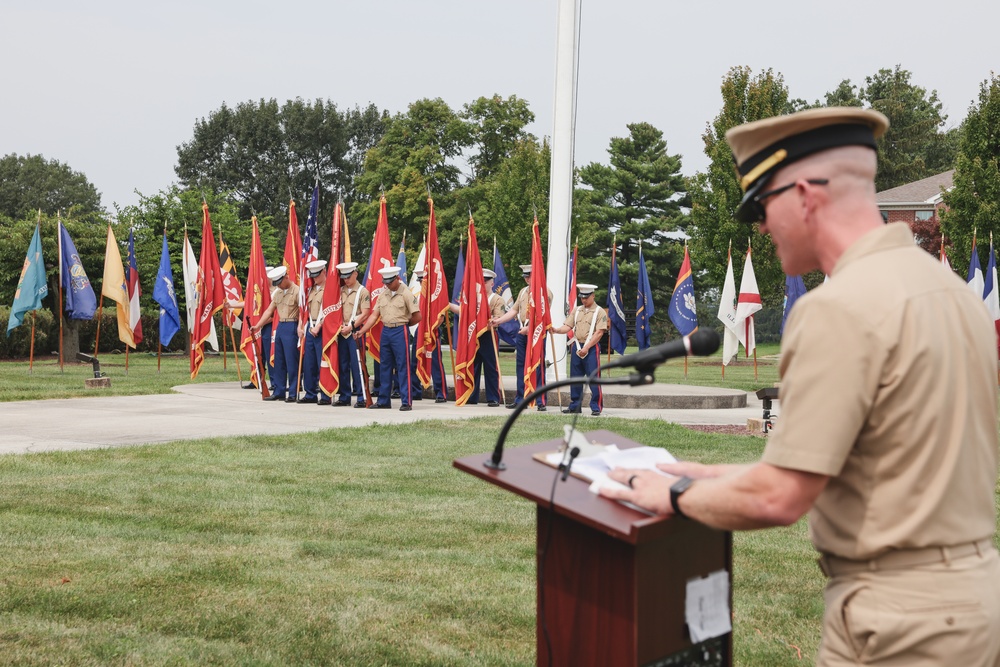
top-left (782, 275), bottom-right (807, 335)
top-left (492, 244), bottom-right (519, 345)
top-left (451, 245), bottom-right (465, 343)
top-left (153, 232), bottom-right (181, 347)
top-left (606, 254), bottom-right (627, 355)
top-left (668, 246), bottom-right (698, 337)
top-left (636, 247), bottom-right (655, 349)
top-left (7, 225), bottom-right (49, 336)
top-left (58, 222), bottom-right (97, 320)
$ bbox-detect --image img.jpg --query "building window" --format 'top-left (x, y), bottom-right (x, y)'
top-left (915, 210), bottom-right (934, 221)
top-left (881, 210), bottom-right (889, 223)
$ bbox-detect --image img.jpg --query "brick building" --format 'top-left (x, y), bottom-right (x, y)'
top-left (876, 169), bottom-right (954, 224)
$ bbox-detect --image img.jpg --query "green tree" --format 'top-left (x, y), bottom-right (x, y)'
top-left (351, 98), bottom-right (472, 269)
top-left (574, 122), bottom-right (688, 336)
top-left (0, 153), bottom-right (104, 221)
top-left (861, 66), bottom-right (954, 190)
top-left (688, 66), bottom-right (792, 317)
top-left (461, 95), bottom-right (536, 180)
top-left (941, 73), bottom-right (1000, 272)
top-left (175, 98), bottom-right (381, 232)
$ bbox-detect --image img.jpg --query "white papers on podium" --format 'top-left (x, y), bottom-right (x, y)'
top-left (685, 570), bottom-right (732, 643)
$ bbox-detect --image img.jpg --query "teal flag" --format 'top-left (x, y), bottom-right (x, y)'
top-left (7, 225), bottom-right (49, 336)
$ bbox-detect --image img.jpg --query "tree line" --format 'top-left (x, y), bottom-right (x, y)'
top-left (2, 65), bottom-right (997, 351)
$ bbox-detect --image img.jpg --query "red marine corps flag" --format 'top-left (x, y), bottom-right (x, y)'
top-left (319, 202), bottom-right (345, 398)
top-left (363, 196), bottom-right (394, 363)
top-left (454, 215), bottom-right (489, 406)
top-left (239, 216), bottom-right (272, 396)
top-left (191, 203), bottom-right (225, 379)
top-left (415, 198), bottom-right (450, 389)
top-left (524, 217), bottom-right (551, 397)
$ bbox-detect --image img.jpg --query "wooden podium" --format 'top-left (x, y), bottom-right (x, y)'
top-left (454, 430), bottom-right (732, 666)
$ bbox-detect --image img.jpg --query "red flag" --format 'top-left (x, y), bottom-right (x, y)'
top-left (364, 196), bottom-right (394, 363)
top-left (191, 202), bottom-right (225, 378)
top-left (567, 240), bottom-right (578, 309)
top-left (524, 217), bottom-right (552, 396)
top-left (283, 200), bottom-right (302, 287)
top-left (454, 216), bottom-right (490, 406)
top-left (319, 202), bottom-right (344, 398)
top-left (239, 216), bottom-right (272, 393)
top-left (126, 228), bottom-right (143, 347)
top-left (416, 198), bottom-right (450, 388)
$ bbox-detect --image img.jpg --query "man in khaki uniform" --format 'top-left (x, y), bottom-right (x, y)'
top-left (602, 107), bottom-right (1000, 666)
top-left (355, 266), bottom-right (420, 411)
top-left (298, 260), bottom-right (327, 404)
top-left (550, 284), bottom-right (609, 415)
top-left (336, 262), bottom-right (371, 407)
top-left (491, 264), bottom-right (552, 411)
top-left (252, 266), bottom-right (300, 402)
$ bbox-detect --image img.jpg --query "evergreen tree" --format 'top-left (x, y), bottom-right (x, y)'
top-left (941, 73), bottom-right (1000, 272)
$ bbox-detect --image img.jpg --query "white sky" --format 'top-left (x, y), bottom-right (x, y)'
top-left (2, 0), bottom-right (996, 213)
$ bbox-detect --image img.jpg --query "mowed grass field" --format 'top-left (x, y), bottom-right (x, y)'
top-left (1, 347), bottom-right (994, 665)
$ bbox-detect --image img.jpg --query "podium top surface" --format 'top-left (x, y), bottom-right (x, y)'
top-left (453, 429), bottom-right (696, 546)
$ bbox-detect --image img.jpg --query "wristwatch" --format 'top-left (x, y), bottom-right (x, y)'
top-left (670, 476), bottom-right (695, 518)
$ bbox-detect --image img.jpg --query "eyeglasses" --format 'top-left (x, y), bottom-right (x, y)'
top-left (748, 178), bottom-right (829, 223)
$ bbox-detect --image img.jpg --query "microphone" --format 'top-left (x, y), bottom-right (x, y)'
top-left (602, 329), bottom-right (720, 372)
top-left (560, 446), bottom-right (581, 482)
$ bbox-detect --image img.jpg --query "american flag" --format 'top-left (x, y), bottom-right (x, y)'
top-left (300, 184), bottom-right (320, 326)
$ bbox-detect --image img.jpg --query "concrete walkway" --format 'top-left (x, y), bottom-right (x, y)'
top-left (0, 382), bottom-right (770, 456)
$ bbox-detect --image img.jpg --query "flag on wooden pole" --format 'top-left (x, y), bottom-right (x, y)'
top-left (416, 198), bottom-right (450, 389)
top-left (524, 217), bottom-right (552, 397)
top-left (153, 232), bottom-right (181, 347)
top-left (636, 245), bottom-right (655, 349)
top-left (735, 245), bottom-right (762, 357)
top-left (191, 203), bottom-right (225, 378)
top-left (101, 226), bottom-right (134, 348)
top-left (363, 196), bottom-right (394, 363)
top-left (127, 227), bottom-right (143, 347)
top-left (668, 244), bottom-right (697, 337)
top-left (7, 223), bottom-right (48, 336)
top-left (454, 215), bottom-right (489, 406)
top-left (319, 202), bottom-right (344, 398)
top-left (240, 217), bottom-right (272, 392)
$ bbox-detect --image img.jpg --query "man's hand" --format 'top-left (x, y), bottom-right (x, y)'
top-left (600, 468), bottom-right (677, 516)
top-left (576, 347), bottom-right (587, 358)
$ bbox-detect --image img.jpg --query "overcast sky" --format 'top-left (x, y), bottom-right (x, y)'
top-left (2, 0), bottom-right (996, 213)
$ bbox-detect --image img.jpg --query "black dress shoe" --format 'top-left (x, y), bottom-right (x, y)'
top-left (412, 395), bottom-right (423, 401)
top-left (285, 397), bottom-right (297, 403)
top-left (561, 408), bottom-right (581, 414)
top-left (591, 410), bottom-right (601, 416)
top-left (299, 396), bottom-right (318, 404)
top-left (434, 397), bottom-right (447, 404)
top-left (263, 394), bottom-right (284, 402)
top-left (391, 391), bottom-right (400, 399)
top-left (487, 401), bottom-right (499, 407)
top-left (354, 401), bottom-right (366, 408)
top-left (318, 400), bottom-right (331, 406)
top-left (505, 402), bottom-right (517, 409)
top-left (536, 405), bottom-right (547, 412)
top-left (399, 404), bottom-right (412, 411)
top-left (368, 404), bottom-right (389, 409)
top-left (242, 383), bottom-right (257, 390)
top-left (334, 400), bottom-right (351, 406)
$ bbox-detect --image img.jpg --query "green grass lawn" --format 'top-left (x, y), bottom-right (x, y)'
top-left (0, 416), bottom-right (822, 666)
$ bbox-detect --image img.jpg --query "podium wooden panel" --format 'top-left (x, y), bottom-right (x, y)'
top-left (454, 430), bottom-right (732, 666)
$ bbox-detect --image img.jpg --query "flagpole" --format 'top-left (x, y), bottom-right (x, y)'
top-left (29, 312), bottom-right (36, 374)
top-left (221, 309), bottom-right (228, 370)
top-left (446, 311), bottom-right (458, 393)
top-left (94, 296), bottom-right (103, 357)
top-left (228, 324), bottom-right (243, 382)
top-left (753, 348), bottom-right (758, 382)
top-left (125, 345), bottom-right (129, 375)
top-left (607, 236), bottom-right (615, 370)
top-left (547, 331), bottom-right (563, 408)
top-left (57, 212), bottom-right (65, 373)
top-left (491, 328), bottom-right (506, 405)
top-left (158, 341), bottom-right (162, 373)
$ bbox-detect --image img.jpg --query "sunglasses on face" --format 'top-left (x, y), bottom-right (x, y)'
top-left (747, 178), bottom-right (829, 223)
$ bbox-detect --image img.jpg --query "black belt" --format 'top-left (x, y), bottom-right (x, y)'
top-left (279, 318), bottom-right (297, 323)
top-left (818, 539), bottom-right (994, 577)
top-left (383, 323), bottom-right (406, 328)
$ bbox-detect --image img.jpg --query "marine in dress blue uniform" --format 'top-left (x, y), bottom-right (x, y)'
top-left (298, 260), bottom-right (327, 404)
top-left (254, 266), bottom-right (300, 402)
top-left (335, 262), bottom-right (371, 407)
top-left (355, 266), bottom-right (421, 411)
top-left (551, 284), bottom-right (608, 415)
top-left (490, 265), bottom-right (550, 411)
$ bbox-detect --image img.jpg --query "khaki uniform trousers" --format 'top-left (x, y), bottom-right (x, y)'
top-left (818, 546), bottom-right (1000, 666)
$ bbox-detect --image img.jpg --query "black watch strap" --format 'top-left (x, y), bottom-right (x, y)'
top-left (670, 476), bottom-right (695, 518)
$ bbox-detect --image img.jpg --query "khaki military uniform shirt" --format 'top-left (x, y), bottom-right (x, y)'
top-left (488, 292), bottom-right (506, 319)
top-left (762, 223), bottom-right (999, 560)
top-left (307, 285), bottom-right (324, 321)
top-left (340, 284), bottom-right (370, 337)
top-left (512, 285), bottom-right (555, 325)
top-left (272, 287), bottom-right (298, 322)
top-left (375, 282), bottom-right (418, 327)
top-left (564, 304), bottom-right (609, 344)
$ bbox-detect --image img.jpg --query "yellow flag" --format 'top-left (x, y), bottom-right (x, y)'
top-left (101, 226), bottom-right (135, 348)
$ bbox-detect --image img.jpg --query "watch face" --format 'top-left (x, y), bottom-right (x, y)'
top-left (671, 476), bottom-right (694, 494)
